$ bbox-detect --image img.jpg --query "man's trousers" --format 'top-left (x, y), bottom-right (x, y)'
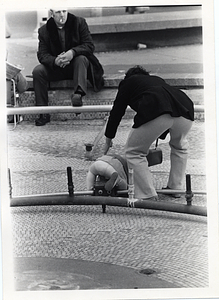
top-left (32, 55), bottom-right (89, 106)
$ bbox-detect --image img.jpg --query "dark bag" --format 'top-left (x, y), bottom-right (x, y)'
top-left (147, 139), bottom-right (163, 167)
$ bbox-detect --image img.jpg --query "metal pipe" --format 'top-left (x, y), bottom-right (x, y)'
top-left (10, 188), bottom-right (206, 198)
top-left (118, 189), bottom-right (207, 195)
top-left (11, 191), bottom-right (94, 198)
top-left (7, 104), bottom-right (204, 115)
top-left (6, 105), bottom-right (113, 115)
top-left (10, 194), bottom-right (207, 216)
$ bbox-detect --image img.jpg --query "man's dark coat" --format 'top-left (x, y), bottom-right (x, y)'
top-left (37, 13), bottom-right (104, 91)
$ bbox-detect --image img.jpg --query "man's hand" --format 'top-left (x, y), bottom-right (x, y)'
top-left (59, 50), bottom-right (74, 61)
top-left (55, 56), bottom-right (64, 67)
top-left (103, 137), bottom-right (113, 155)
top-left (55, 50), bottom-right (74, 68)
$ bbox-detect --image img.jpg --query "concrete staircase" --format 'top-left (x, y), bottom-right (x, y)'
top-left (18, 73), bottom-right (204, 122)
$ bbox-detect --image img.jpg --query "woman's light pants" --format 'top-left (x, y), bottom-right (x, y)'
top-left (125, 114), bottom-right (193, 199)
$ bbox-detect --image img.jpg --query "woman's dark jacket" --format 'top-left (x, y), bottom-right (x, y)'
top-left (37, 13), bottom-right (104, 91)
top-left (105, 74), bottom-right (194, 139)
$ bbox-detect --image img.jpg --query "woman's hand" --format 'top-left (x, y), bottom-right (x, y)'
top-left (103, 137), bottom-right (113, 155)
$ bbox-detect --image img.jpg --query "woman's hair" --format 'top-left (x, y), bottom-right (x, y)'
top-left (125, 65), bottom-right (150, 79)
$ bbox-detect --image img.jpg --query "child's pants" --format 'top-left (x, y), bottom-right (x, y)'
top-left (86, 159), bottom-right (127, 191)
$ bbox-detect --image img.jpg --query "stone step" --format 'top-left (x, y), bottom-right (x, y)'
top-left (39, 9), bottom-right (202, 51)
top-left (21, 85), bottom-right (204, 106)
top-left (26, 73), bottom-right (204, 90)
top-left (19, 79), bottom-right (204, 121)
top-left (87, 9), bottom-right (202, 34)
top-left (87, 9), bottom-right (202, 50)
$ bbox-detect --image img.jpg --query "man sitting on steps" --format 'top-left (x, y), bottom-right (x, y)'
top-left (32, 8), bottom-right (104, 126)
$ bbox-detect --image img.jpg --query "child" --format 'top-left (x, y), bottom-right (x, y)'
top-left (86, 154), bottom-right (128, 192)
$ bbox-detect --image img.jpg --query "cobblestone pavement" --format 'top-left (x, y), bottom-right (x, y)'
top-left (6, 118), bottom-right (208, 290)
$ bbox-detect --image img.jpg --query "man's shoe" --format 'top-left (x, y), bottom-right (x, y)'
top-left (35, 114), bottom-right (50, 126)
top-left (162, 186), bottom-right (181, 198)
top-left (104, 172), bottom-right (119, 191)
top-left (71, 93), bottom-right (83, 107)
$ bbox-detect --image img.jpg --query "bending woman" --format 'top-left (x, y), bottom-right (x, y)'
top-left (103, 66), bottom-right (194, 200)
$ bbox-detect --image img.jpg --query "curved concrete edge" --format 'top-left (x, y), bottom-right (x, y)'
top-left (14, 256), bottom-right (180, 290)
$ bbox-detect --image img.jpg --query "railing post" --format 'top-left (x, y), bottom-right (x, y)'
top-left (185, 174), bottom-right (193, 205)
top-left (8, 168), bottom-right (12, 198)
top-left (67, 167), bottom-right (74, 197)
